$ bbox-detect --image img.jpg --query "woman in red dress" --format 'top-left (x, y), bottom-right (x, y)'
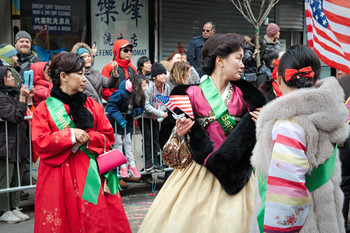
top-left (32, 52), bottom-right (131, 233)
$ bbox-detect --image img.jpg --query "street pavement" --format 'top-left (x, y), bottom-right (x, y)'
top-left (0, 133), bottom-right (165, 233)
top-left (0, 181), bottom-right (164, 233)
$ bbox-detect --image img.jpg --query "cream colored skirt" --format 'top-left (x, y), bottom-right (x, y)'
top-left (138, 162), bottom-right (255, 233)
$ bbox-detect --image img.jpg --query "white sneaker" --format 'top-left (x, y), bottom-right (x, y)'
top-left (12, 207), bottom-right (30, 221)
top-left (0, 210), bottom-right (21, 223)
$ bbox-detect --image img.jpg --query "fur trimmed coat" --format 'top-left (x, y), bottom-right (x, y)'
top-left (159, 79), bottom-right (266, 195)
top-left (250, 77), bottom-right (349, 233)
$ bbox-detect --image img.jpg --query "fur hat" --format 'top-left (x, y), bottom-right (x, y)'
top-left (15, 31), bottom-right (32, 44)
top-left (151, 62), bottom-right (167, 78)
top-left (266, 23), bottom-right (280, 37)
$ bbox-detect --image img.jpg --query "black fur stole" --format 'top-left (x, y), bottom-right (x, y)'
top-left (51, 86), bottom-right (94, 129)
top-left (159, 79), bottom-right (266, 195)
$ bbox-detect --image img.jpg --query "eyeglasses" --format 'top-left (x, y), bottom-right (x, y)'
top-left (202, 29), bottom-right (211, 32)
top-left (122, 48), bottom-right (133, 53)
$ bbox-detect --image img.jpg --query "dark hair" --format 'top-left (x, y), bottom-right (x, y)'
top-left (129, 75), bottom-right (146, 106)
top-left (262, 49), bottom-right (279, 68)
top-left (48, 52), bottom-right (85, 88)
top-left (49, 52), bottom-right (59, 62)
top-left (278, 44), bottom-right (321, 88)
top-left (137, 56), bottom-right (150, 74)
top-left (201, 33), bottom-right (245, 75)
top-left (165, 51), bottom-right (181, 62)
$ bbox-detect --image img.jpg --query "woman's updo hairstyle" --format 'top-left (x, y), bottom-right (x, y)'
top-left (48, 52), bottom-right (85, 88)
top-left (278, 44), bottom-right (321, 88)
top-left (201, 33), bottom-right (245, 75)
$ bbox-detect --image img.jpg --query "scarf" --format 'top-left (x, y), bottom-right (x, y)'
top-left (50, 86), bottom-right (94, 129)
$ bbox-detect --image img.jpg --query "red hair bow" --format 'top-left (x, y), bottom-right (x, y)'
top-left (284, 66), bottom-right (315, 82)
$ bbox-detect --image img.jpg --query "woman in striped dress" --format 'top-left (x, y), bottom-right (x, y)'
top-left (250, 44), bottom-right (349, 233)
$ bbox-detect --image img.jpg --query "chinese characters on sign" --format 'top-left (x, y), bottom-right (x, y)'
top-left (95, 0), bottom-right (119, 25)
top-left (122, 0), bottom-right (144, 27)
top-left (32, 2), bottom-right (72, 34)
top-left (95, 0), bottom-right (144, 27)
top-left (91, 0), bottom-right (149, 70)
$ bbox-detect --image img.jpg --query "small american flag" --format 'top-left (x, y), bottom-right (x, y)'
top-left (155, 94), bottom-right (194, 119)
top-left (169, 95), bottom-right (194, 119)
top-left (305, 0), bottom-right (350, 73)
top-left (155, 95), bottom-right (176, 111)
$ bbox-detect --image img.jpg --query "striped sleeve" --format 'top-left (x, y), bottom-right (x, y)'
top-left (264, 120), bottom-right (311, 233)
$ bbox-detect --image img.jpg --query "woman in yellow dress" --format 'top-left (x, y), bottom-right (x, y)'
top-left (138, 33), bottom-right (266, 233)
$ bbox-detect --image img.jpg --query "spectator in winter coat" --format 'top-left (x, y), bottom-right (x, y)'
top-left (0, 66), bottom-right (35, 224)
top-left (187, 21), bottom-right (216, 77)
top-left (71, 42), bottom-right (119, 105)
top-left (0, 44), bottom-right (22, 92)
top-left (101, 39), bottom-right (138, 101)
top-left (261, 23), bottom-right (281, 57)
top-left (31, 62), bottom-right (52, 106)
top-left (243, 36), bottom-right (262, 74)
top-left (14, 31), bottom-right (41, 78)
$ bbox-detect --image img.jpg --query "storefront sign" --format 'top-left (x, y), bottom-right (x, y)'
top-left (32, 2), bottom-right (72, 34)
top-left (91, 0), bottom-right (149, 71)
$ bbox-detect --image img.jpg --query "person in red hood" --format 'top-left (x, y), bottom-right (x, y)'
top-left (31, 62), bottom-right (52, 106)
top-left (101, 39), bottom-right (138, 101)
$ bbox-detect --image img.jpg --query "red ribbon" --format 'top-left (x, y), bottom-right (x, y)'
top-left (284, 66), bottom-right (315, 82)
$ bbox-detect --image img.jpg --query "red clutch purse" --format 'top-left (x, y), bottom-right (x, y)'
top-left (96, 134), bottom-right (127, 175)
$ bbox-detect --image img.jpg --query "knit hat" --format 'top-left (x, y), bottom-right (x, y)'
top-left (0, 44), bottom-right (17, 65)
top-left (151, 62), bottom-right (167, 78)
top-left (14, 30), bottom-right (32, 44)
top-left (266, 23), bottom-right (280, 37)
top-left (77, 47), bottom-right (90, 56)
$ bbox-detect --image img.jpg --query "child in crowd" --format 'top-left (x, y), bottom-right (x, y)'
top-left (138, 63), bottom-right (170, 172)
top-left (137, 56), bottom-right (152, 80)
top-left (31, 62), bottom-right (52, 106)
top-left (106, 75), bottom-right (147, 180)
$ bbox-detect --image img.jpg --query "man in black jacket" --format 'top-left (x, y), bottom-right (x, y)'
top-left (187, 22), bottom-right (215, 77)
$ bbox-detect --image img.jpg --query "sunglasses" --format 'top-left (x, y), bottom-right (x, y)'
top-left (122, 48), bottom-right (133, 53)
top-left (202, 29), bottom-right (211, 32)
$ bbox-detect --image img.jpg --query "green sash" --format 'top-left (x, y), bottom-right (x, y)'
top-left (256, 145), bottom-right (338, 233)
top-left (45, 97), bottom-right (119, 205)
top-left (199, 78), bottom-right (236, 135)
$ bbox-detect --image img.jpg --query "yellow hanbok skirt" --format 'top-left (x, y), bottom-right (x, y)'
top-left (138, 162), bottom-right (255, 233)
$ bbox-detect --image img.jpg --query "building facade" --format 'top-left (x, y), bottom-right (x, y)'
top-left (2, 0), bottom-right (313, 74)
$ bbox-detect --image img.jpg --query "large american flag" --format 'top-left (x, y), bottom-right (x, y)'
top-left (305, 0), bottom-right (350, 73)
top-left (155, 94), bottom-right (194, 119)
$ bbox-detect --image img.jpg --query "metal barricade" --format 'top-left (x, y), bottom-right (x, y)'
top-left (0, 116), bottom-right (36, 194)
top-left (0, 112), bottom-right (171, 194)
top-left (111, 113), bottom-right (173, 176)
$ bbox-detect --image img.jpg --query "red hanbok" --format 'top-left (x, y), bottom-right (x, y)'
top-left (32, 97), bottom-right (131, 233)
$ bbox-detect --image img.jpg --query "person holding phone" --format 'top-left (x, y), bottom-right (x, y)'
top-left (0, 67), bottom-right (35, 223)
top-left (101, 39), bottom-right (138, 101)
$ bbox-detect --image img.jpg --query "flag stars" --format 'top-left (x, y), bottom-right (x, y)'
top-left (323, 19), bottom-right (327, 25)
top-left (320, 12), bottom-right (325, 18)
